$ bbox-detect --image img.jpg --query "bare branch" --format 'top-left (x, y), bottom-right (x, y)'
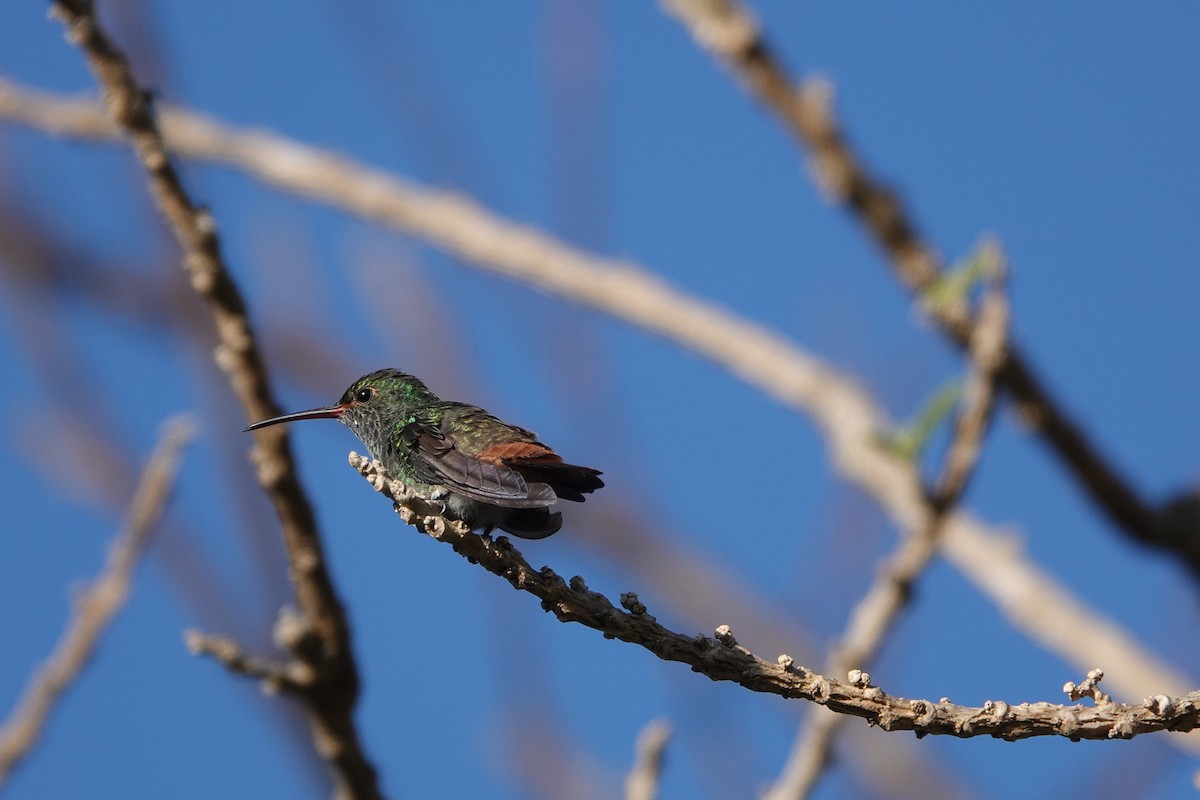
top-left (0, 78), bottom-right (916, 444)
top-left (659, 0), bottom-right (1169, 572)
top-left (0, 416), bottom-right (194, 787)
top-left (767, 258), bottom-right (1011, 799)
top-left (185, 630), bottom-right (297, 694)
top-left (41, 5), bottom-right (378, 796)
top-left (930, 251), bottom-right (1009, 509)
top-left (348, 453), bottom-right (1200, 742)
top-left (659, 0), bottom-right (936, 284)
top-left (624, 720), bottom-right (672, 800)
top-left (837, 258), bottom-right (1011, 678)
top-left (1, 80), bottom-right (1193, 731)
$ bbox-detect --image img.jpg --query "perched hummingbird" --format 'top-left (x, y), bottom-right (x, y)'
top-left (246, 369), bottom-right (603, 539)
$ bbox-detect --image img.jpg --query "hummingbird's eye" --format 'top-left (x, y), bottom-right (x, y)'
top-left (355, 387), bottom-right (374, 403)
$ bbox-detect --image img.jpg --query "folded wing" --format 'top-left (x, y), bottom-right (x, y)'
top-left (398, 405), bottom-right (603, 509)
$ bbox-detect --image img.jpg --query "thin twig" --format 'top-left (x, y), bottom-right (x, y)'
top-left (659, 0), bottom-right (1167, 570)
top-left (1, 81), bottom-right (1194, 725)
top-left (929, 251), bottom-right (1009, 510)
top-left (350, 452), bottom-right (1200, 742)
top-left (0, 416), bottom-right (194, 787)
top-left (766, 261), bottom-right (1010, 800)
top-left (41, 6), bottom-right (378, 796)
top-left (624, 720), bottom-right (673, 800)
top-left (184, 631), bottom-right (297, 693)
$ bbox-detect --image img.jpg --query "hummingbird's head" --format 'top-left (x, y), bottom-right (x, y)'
top-left (246, 368), bottom-right (438, 461)
top-left (333, 370), bottom-right (436, 456)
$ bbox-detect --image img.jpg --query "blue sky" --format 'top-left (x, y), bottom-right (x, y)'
top-left (2, 2), bottom-right (1200, 798)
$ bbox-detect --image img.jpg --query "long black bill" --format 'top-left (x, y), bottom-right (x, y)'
top-left (245, 405), bottom-right (346, 432)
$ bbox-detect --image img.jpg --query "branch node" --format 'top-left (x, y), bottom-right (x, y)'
top-left (272, 605), bottom-right (319, 671)
top-left (1145, 695), bottom-right (1173, 715)
top-left (424, 515), bottom-right (446, 538)
top-left (394, 503), bottom-right (416, 524)
top-left (714, 624), bottom-right (738, 648)
top-left (620, 592), bottom-right (648, 616)
top-left (1109, 718), bottom-right (1136, 740)
top-left (1064, 668), bottom-right (1111, 705)
top-left (910, 699), bottom-right (936, 726)
top-left (194, 206), bottom-right (216, 234)
top-left (662, 0), bottom-right (760, 58)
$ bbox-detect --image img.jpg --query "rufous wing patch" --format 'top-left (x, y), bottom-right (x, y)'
top-left (477, 441), bottom-right (564, 465)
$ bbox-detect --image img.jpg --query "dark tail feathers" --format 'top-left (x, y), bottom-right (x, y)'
top-left (514, 462), bottom-right (604, 503)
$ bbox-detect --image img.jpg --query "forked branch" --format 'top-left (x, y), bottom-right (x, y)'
top-left (661, 0), bottom-right (1169, 570)
top-left (46, 3), bottom-right (378, 796)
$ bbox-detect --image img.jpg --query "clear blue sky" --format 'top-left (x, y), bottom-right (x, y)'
top-left (2, 2), bottom-right (1200, 798)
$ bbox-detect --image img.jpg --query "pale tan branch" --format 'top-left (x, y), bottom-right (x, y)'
top-left (0, 77), bottom-right (902, 447)
top-left (41, 6), bottom-right (378, 795)
top-left (350, 452), bottom-right (1200, 742)
top-left (659, 0), bottom-right (1170, 574)
top-left (1, 80), bottom-right (1193, 743)
top-left (624, 720), bottom-right (672, 800)
top-left (0, 416), bottom-right (194, 787)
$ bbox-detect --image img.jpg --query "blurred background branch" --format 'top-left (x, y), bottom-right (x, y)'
top-left (45, 2), bottom-right (378, 795)
top-left (2, 2), bottom-right (1197, 798)
top-left (0, 416), bottom-right (193, 788)
top-left (624, 719), bottom-right (672, 800)
top-left (660, 0), bottom-right (1178, 576)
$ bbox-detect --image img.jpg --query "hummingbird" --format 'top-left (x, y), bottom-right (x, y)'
top-left (246, 369), bottom-right (603, 539)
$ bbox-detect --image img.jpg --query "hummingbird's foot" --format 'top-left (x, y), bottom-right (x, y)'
top-left (426, 487), bottom-right (448, 516)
